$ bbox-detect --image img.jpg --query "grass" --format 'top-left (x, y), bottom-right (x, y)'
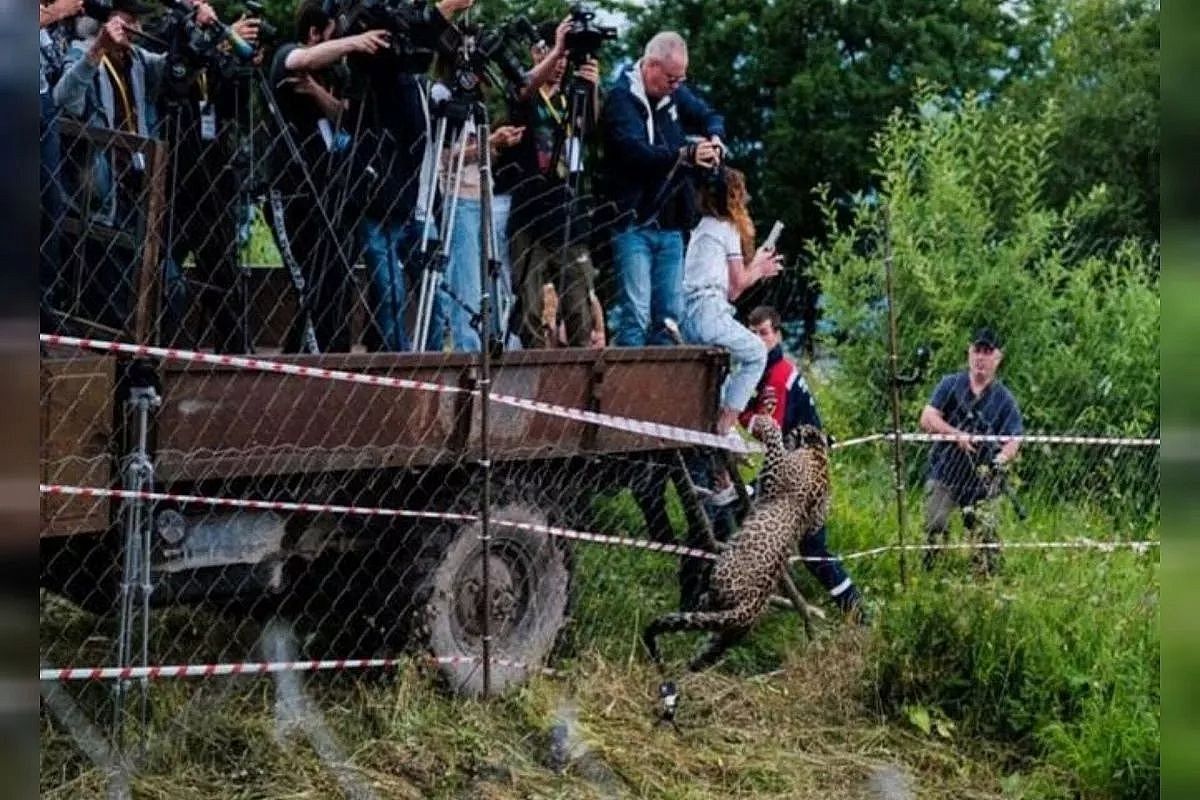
top-left (39, 444), bottom-right (1160, 799)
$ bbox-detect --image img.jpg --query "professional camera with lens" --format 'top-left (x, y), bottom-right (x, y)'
top-left (83, 0), bottom-right (113, 21)
top-left (243, 0), bottom-right (277, 44)
top-left (446, 17), bottom-right (537, 97)
top-left (329, 0), bottom-right (452, 73)
top-left (564, 3), bottom-right (616, 66)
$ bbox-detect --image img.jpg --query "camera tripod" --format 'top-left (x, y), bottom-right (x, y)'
top-left (412, 82), bottom-right (513, 354)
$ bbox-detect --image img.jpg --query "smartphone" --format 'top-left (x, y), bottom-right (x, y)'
top-left (763, 220), bottom-right (784, 251)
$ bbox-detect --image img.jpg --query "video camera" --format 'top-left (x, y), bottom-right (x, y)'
top-left (326, 0), bottom-right (453, 73)
top-left (83, 0), bottom-right (114, 21)
top-left (444, 17), bottom-right (538, 98)
top-left (563, 3), bottom-right (616, 66)
top-left (242, 0), bottom-right (277, 45)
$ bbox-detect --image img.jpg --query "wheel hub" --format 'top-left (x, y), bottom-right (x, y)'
top-left (454, 551), bottom-right (523, 642)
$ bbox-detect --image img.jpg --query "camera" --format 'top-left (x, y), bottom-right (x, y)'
top-left (243, 0), bottom-right (277, 45)
top-left (328, 0), bottom-right (451, 73)
top-left (460, 17), bottom-right (538, 94)
top-left (83, 0), bottom-right (113, 21)
top-left (563, 3), bottom-right (616, 66)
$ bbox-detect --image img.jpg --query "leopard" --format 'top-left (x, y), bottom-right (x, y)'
top-left (642, 415), bottom-right (832, 671)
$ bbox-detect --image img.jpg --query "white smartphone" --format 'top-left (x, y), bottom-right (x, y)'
top-left (763, 220), bottom-right (784, 251)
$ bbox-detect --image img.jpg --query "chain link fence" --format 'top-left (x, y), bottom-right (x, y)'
top-left (38, 51), bottom-right (1159, 796)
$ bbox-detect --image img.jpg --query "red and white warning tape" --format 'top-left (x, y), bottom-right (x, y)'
top-left (41, 483), bottom-right (1158, 567)
top-left (792, 538), bottom-right (1160, 564)
top-left (38, 654), bottom-right (542, 682)
top-left (41, 483), bottom-right (477, 524)
top-left (40, 483), bottom-right (721, 562)
top-left (897, 432), bottom-right (1160, 447)
top-left (39, 334), bottom-right (758, 455)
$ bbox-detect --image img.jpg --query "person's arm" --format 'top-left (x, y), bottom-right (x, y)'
top-left (518, 19), bottom-right (570, 100)
top-left (445, 125), bottom-right (524, 167)
top-left (287, 73), bottom-right (347, 120)
top-left (728, 245), bottom-right (782, 301)
top-left (672, 83), bottom-right (725, 140)
top-left (994, 393), bottom-right (1023, 465)
top-left (919, 376), bottom-right (976, 453)
top-left (284, 30), bottom-right (390, 72)
top-left (41, 0), bottom-right (82, 27)
top-left (435, 0), bottom-right (472, 20)
top-left (784, 369), bottom-right (822, 433)
top-left (53, 43), bottom-right (96, 117)
top-left (54, 16), bottom-right (131, 116)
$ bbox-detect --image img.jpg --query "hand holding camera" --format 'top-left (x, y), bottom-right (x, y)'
top-left (89, 14), bottom-right (133, 61)
top-left (575, 57), bottom-right (600, 87)
top-left (42, 0), bottom-right (84, 26)
top-left (350, 29), bottom-right (392, 55)
top-left (683, 139), bottom-right (721, 168)
top-left (230, 16), bottom-right (261, 45)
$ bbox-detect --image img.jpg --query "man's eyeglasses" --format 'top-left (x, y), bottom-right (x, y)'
top-left (653, 59), bottom-right (686, 87)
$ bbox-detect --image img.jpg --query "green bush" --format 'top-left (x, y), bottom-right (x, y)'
top-left (869, 551), bottom-right (1159, 799)
top-left (806, 89), bottom-right (1159, 513)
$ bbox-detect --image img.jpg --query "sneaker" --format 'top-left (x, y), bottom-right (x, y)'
top-left (708, 483), bottom-right (738, 508)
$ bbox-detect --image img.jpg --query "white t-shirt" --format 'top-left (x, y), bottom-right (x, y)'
top-left (683, 216), bottom-right (742, 296)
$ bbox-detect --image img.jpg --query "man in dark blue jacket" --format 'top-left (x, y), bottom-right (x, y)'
top-left (600, 31), bottom-right (724, 346)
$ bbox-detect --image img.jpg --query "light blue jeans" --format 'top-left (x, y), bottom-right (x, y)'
top-left (439, 195), bottom-right (518, 352)
top-left (609, 227), bottom-right (684, 347)
top-left (358, 216), bottom-right (414, 352)
top-left (682, 293), bottom-right (767, 412)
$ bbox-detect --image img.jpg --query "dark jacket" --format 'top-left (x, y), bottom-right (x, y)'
top-left (739, 345), bottom-right (823, 435)
top-left (599, 63), bottom-right (724, 231)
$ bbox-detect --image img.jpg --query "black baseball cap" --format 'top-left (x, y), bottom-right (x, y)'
top-left (971, 327), bottom-right (1002, 350)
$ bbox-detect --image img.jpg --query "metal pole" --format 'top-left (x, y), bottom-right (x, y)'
top-left (882, 205), bottom-right (909, 588)
top-left (113, 378), bottom-right (159, 748)
top-left (475, 104), bottom-right (495, 697)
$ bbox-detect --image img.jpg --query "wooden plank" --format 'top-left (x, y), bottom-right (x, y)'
top-left (40, 356), bottom-right (115, 537)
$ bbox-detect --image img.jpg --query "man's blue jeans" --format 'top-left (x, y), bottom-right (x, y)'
top-left (437, 196), bottom-right (518, 352)
top-left (609, 227), bottom-right (684, 347)
top-left (441, 197), bottom-right (483, 352)
top-left (358, 216), bottom-right (415, 352)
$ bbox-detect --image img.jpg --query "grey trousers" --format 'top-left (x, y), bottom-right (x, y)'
top-left (923, 478), bottom-right (1000, 572)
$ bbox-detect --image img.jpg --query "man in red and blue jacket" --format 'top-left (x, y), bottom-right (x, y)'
top-left (742, 306), bottom-right (866, 622)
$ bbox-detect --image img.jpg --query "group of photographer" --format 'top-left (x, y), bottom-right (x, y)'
top-left (41, 0), bottom-right (269, 350)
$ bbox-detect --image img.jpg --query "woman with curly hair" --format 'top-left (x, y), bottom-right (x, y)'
top-left (681, 166), bottom-right (784, 434)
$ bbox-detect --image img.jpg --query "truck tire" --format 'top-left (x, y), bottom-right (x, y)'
top-left (415, 501), bottom-right (571, 696)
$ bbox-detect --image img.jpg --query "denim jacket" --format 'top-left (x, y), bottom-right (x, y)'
top-left (53, 39), bottom-right (165, 225)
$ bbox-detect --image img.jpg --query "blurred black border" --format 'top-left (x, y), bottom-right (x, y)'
top-left (2, 0), bottom-right (45, 797)
top-left (1162, 1), bottom-right (1197, 797)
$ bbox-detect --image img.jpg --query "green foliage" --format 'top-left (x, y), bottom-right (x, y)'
top-left (869, 552), bottom-right (1160, 799)
top-left (807, 90), bottom-right (1159, 498)
top-left (1009, 0), bottom-right (1160, 244)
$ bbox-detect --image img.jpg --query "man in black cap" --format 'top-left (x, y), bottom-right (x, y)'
top-left (918, 327), bottom-right (1023, 573)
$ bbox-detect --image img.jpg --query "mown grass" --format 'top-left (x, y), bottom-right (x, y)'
top-left (40, 444), bottom-right (1159, 799)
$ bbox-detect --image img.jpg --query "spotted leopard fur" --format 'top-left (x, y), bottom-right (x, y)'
top-left (643, 417), bottom-right (831, 670)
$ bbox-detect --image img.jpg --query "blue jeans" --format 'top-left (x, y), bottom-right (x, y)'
top-left (609, 227), bottom-right (684, 346)
top-left (441, 197), bottom-right (483, 352)
top-left (438, 196), bottom-right (517, 352)
top-left (358, 216), bottom-right (414, 352)
top-left (682, 293), bottom-right (767, 412)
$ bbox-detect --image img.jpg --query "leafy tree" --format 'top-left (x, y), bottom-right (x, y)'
top-left (1007, 0), bottom-right (1160, 246)
top-left (624, 0), bottom-right (1048, 336)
